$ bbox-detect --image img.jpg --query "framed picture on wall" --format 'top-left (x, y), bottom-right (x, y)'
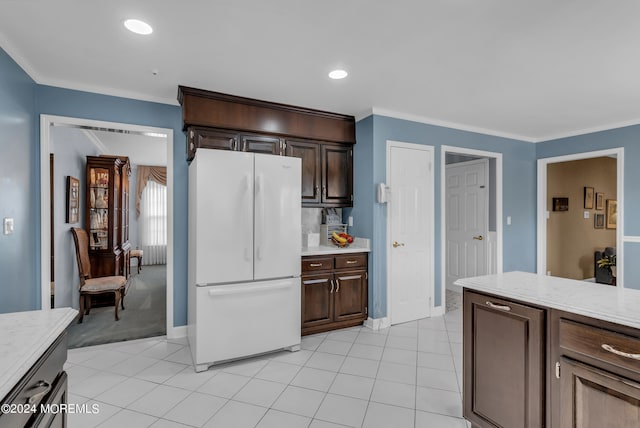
top-left (596, 192), bottom-right (604, 210)
top-left (66, 176), bottom-right (79, 224)
top-left (584, 186), bottom-right (594, 209)
top-left (552, 197), bottom-right (569, 211)
top-left (606, 199), bottom-right (617, 229)
top-left (594, 213), bottom-right (605, 229)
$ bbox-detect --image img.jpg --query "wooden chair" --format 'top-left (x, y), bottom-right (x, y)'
top-left (130, 248), bottom-right (144, 274)
top-left (70, 227), bottom-right (128, 323)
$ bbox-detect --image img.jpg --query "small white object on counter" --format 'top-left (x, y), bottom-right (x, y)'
top-left (0, 307), bottom-right (77, 401)
top-left (302, 237), bottom-right (371, 256)
top-left (455, 271), bottom-right (640, 330)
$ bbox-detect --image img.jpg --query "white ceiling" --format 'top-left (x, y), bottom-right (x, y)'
top-left (2, 0), bottom-right (640, 142)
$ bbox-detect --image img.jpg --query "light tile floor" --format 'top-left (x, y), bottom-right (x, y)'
top-left (66, 309), bottom-right (469, 428)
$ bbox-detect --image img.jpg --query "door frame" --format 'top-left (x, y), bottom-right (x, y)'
top-left (441, 145), bottom-right (503, 309)
top-left (386, 140), bottom-right (435, 323)
top-left (537, 148), bottom-right (624, 286)
top-left (39, 114), bottom-right (178, 337)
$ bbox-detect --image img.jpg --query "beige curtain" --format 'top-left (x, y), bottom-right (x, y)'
top-left (136, 166), bottom-right (167, 218)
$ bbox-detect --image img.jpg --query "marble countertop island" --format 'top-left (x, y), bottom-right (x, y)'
top-left (455, 271), bottom-right (640, 329)
top-left (0, 308), bottom-right (77, 401)
top-left (302, 237), bottom-right (371, 256)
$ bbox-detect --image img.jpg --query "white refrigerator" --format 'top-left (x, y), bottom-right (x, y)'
top-left (188, 149), bottom-right (301, 372)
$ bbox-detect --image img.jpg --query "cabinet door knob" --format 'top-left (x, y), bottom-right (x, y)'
top-left (486, 301), bottom-right (511, 311)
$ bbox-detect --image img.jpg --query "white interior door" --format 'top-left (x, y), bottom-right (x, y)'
top-left (387, 142), bottom-right (434, 325)
top-left (445, 159), bottom-right (488, 289)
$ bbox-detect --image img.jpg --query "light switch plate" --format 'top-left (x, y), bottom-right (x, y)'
top-left (584, 211), bottom-right (590, 219)
top-left (3, 217), bottom-right (14, 235)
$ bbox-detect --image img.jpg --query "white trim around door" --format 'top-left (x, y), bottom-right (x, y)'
top-left (537, 148), bottom-right (624, 287)
top-left (440, 145), bottom-right (504, 309)
top-left (385, 141), bottom-right (435, 324)
top-left (39, 115), bottom-right (179, 338)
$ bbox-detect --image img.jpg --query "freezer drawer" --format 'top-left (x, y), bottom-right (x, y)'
top-left (192, 278), bottom-right (301, 369)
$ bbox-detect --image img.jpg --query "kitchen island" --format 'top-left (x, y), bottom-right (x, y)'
top-left (0, 308), bottom-right (77, 427)
top-left (456, 272), bottom-right (640, 428)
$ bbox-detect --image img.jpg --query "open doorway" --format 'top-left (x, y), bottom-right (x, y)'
top-left (40, 115), bottom-right (175, 347)
top-left (441, 146), bottom-right (503, 312)
top-left (537, 148), bottom-right (624, 286)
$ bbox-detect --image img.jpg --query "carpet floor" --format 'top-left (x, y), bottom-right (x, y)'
top-left (67, 264), bottom-right (167, 349)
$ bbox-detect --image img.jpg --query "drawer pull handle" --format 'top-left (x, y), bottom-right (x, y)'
top-left (309, 263), bottom-right (323, 267)
top-left (27, 380), bottom-right (51, 404)
top-left (602, 344), bottom-right (640, 360)
top-left (486, 301), bottom-right (511, 311)
top-left (346, 260), bottom-right (358, 264)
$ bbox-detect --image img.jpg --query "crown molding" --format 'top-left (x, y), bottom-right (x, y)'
top-left (369, 107), bottom-right (537, 143)
top-left (534, 119), bottom-right (640, 143)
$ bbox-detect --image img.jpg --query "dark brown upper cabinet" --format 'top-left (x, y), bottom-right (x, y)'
top-left (241, 134), bottom-right (282, 155)
top-left (321, 143), bottom-right (353, 206)
top-left (285, 139), bottom-right (321, 204)
top-left (187, 127), bottom-right (238, 160)
top-left (285, 139), bottom-right (353, 207)
top-left (179, 86), bottom-right (356, 207)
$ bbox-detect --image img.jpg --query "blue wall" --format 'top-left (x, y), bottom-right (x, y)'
top-left (536, 126), bottom-right (640, 290)
top-left (0, 48), bottom-right (38, 313)
top-left (353, 115), bottom-right (537, 318)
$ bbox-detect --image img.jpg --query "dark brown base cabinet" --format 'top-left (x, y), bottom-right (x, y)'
top-left (464, 289), bottom-right (640, 428)
top-left (0, 333), bottom-right (69, 428)
top-left (301, 253), bottom-right (368, 335)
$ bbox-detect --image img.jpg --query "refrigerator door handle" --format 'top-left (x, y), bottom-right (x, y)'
top-left (255, 173), bottom-right (265, 260)
top-left (207, 282), bottom-right (293, 296)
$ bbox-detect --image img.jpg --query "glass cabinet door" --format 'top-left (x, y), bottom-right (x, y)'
top-left (89, 167), bottom-right (109, 250)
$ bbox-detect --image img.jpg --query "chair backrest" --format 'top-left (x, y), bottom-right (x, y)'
top-left (70, 227), bottom-right (92, 286)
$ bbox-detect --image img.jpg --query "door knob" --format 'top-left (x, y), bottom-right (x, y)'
top-left (473, 235), bottom-right (484, 241)
top-left (392, 241), bottom-right (405, 248)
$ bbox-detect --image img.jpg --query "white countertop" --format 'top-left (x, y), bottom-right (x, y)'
top-left (455, 271), bottom-right (640, 329)
top-left (302, 238), bottom-right (371, 256)
top-left (0, 308), bottom-right (77, 402)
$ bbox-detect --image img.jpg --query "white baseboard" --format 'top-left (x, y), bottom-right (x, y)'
top-left (167, 325), bottom-right (187, 339)
top-left (431, 306), bottom-right (445, 317)
top-left (445, 283), bottom-right (463, 293)
top-left (364, 317), bottom-right (391, 330)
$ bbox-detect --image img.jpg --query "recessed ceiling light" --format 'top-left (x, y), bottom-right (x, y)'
top-left (124, 19), bottom-right (153, 35)
top-left (328, 69), bottom-right (348, 80)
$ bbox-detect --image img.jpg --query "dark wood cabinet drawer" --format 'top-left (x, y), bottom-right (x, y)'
top-left (301, 257), bottom-right (333, 273)
top-left (1, 333), bottom-right (67, 428)
top-left (559, 319), bottom-right (640, 375)
top-left (335, 254), bottom-right (366, 270)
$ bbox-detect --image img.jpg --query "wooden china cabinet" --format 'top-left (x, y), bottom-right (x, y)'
top-left (85, 156), bottom-right (131, 292)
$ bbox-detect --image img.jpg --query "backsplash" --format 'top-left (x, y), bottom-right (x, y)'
top-left (301, 208), bottom-right (342, 233)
